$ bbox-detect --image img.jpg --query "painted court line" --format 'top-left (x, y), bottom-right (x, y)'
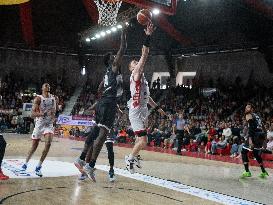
top-left (96, 165), bottom-right (263, 205)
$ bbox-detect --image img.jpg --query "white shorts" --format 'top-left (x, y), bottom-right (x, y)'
top-left (32, 123), bottom-right (54, 140)
top-left (129, 106), bottom-right (148, 133)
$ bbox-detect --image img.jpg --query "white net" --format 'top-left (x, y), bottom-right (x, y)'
top-left (94, 0), bottom-right (122, 27)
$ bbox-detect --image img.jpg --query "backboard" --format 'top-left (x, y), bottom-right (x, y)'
top-left (123, 0), bottom-right (177, 15)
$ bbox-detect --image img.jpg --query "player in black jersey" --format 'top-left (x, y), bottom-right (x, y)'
top-left (241, 103), bottom-right (269, 178)
top-left (75, 102), bottom-right (123, 182)
top-left (75, 28), bottom-right (127, 182)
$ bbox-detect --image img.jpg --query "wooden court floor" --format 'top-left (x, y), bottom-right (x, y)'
top-left (1, 134), bottom-right (272, 205)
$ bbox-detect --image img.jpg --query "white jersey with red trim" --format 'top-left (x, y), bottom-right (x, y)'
top-left (35, 94), bottom-right (56, 123)
top-left (32, 94), bottom-right (56, 139)
top-left (128, 74), bottom-right (150, 109)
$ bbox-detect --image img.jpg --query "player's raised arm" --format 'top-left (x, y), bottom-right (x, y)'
top-left (112, 28), bottom-right (128, 73)
top-left (133, 22), bottom-right (155, 81)
top-left (31, 96), bottom-right (43, 118)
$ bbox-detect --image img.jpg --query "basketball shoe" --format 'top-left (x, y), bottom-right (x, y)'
top-left (35, 166), bottom-right (43, 177)
top-left (78, 173), bottom-right (87, 181)
top-left (108, 169), bottom-right (116, 182)
top-left (21, 163), bottom-right (27, 171)
top-left (241, 171), bottom-right (251, 178)
top-left (259, 171), bottom-right (269, 179)
top-left (74, 158), bottom-right (86, 173)
top-left (125, 155), bottom-right (135, 174)
top-left (135, 155), bottom-right (142, 169)
top-left (83, 164), bottom-right (96, 182)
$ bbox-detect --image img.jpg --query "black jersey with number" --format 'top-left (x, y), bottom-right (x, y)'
top-left (102, 66), bottom-right (118, 100)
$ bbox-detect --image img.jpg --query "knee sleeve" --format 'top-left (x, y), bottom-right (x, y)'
top-left (241, 148), bottom-right (249, 163)
top-left (253, 148), bottom-right (263, 164)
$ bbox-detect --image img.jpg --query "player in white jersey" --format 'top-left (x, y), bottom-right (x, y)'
top-left (125, 23), bottom-right (166, 174)
top-left (21, 83), bottom-right (57, 177)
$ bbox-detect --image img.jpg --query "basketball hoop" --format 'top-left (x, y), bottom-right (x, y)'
top-left (94, 0), bottom-right (122, 27)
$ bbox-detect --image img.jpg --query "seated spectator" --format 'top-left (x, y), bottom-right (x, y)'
top-left (211, 135), bottom-right (227, 154)
top-left (230, 136), bottom-right (240, 157)
top-left (152, 128), bottom-right (163, 147)
top-left (222, 123), bottom-right (232, 140)
top-left (188, 139), bottom-right (198, 152)
top-left (74, 127), bottom-right (81, 138)
top-left (198, 141), bottom-right (206, 153)
top-left (205, 136), bottom-right (216, 154)
top-left (207, 125), bottom-right (217, 141)
top-left (164, 133), bottom-right (176, 149)
top-left (117, 128), bottom-right (128, 143)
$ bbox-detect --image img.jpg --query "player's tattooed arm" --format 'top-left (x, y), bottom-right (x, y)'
top-left (31, 96), bottom-right (43, 118)
top-left (112, 28), bottom-right (128, 73)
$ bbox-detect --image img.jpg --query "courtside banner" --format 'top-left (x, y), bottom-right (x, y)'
top-left (57, 115), bottom-right (95, 126)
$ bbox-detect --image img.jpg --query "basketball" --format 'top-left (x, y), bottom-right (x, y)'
top-left (137, 9), bottom-right (152, 26)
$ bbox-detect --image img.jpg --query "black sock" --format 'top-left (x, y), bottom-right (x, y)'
top-left (244, 163), bottom-right (249, 172)
top-left (80, 152), bottom-right (86, 161)
top-left (89, 160), bottom-right (96, 168)
top-left (109, 167), bottom-right (114, 173)
top-left (260, 164), bottom-right (266, 173)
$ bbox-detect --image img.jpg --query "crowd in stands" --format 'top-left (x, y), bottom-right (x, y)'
top-left (0, 72), bottom-right (72, 133)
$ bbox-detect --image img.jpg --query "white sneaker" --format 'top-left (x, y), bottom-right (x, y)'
top-left (74, 158), bottom-right (86, 173)
top-left (83, 164), bottom-right (96, 182)
top-left (134, 155), bottom-right (142, 169)
top-left (125, 155), bottom-right (135, 174)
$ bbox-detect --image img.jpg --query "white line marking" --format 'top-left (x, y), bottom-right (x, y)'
top-left (96, 165), bottom-right (263, 205)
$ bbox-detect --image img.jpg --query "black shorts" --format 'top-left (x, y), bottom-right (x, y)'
top-left (95, 98), bottom-right (117, 130)
top-left (249, 131), bottom-right (266, 148)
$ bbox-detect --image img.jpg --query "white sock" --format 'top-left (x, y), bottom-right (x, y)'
top-left (128, 154), bottom-right (135, 161)
top-left (37, 161), bottom-right (42, 167)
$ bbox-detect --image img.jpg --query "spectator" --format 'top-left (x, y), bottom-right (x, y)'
top-left (222, 123), bottom-right (232, 140)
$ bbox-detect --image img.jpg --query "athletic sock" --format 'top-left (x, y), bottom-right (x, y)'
top-left (260, 164), bottom-right (266, 173)
top-left (80, 152), bottom-right (86, 161)
top-left (128, 154), bottom-right (134, 161)
top-left (244, 163), bottom-right (249, 172)
top-left (89, 160), bottom-right (96, 168)
top-left (37, 161), bottom-right (42, 167)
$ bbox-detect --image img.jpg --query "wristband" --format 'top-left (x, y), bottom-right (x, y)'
top-left (144, 35), bottom-right (151, 47)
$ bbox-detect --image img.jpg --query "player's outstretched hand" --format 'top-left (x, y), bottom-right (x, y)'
top-left (144, 22), bottom-right (155, 36)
